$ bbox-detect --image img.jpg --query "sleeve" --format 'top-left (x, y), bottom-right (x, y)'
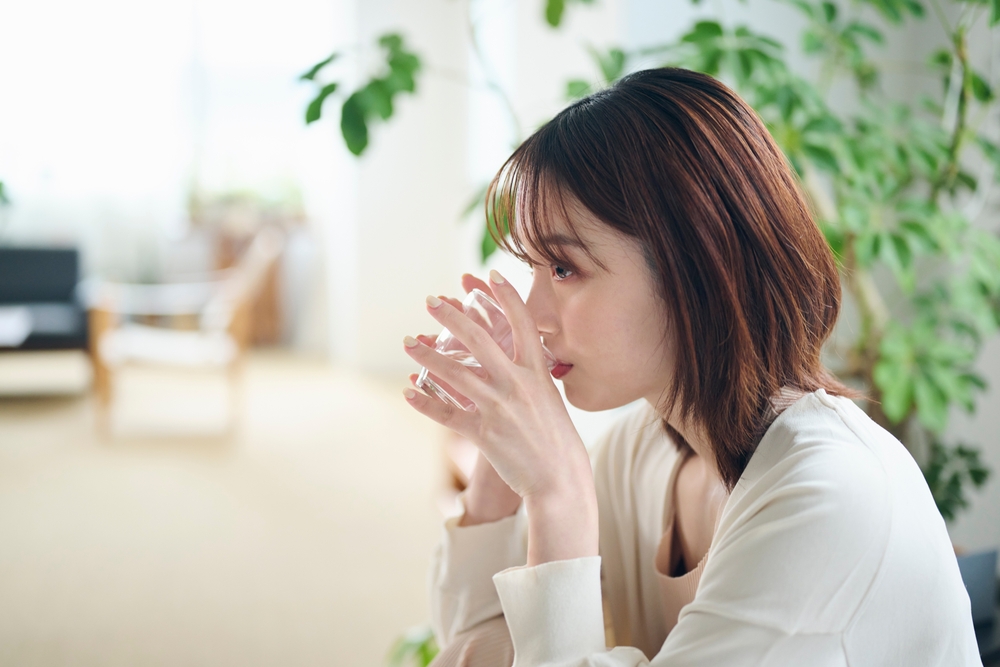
top-left (489, 443), bottom-right (888, 667)
top-left (429, 492), bottom-right (529, 646)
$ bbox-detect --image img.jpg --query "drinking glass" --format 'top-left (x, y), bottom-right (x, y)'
top-left (415, 289), bottom-right (557, 411)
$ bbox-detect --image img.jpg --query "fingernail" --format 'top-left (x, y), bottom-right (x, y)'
top-left (426, 295), bottom-right (442, 308)
top-left (403, 335), bottom-right (419, 348)
top-left (489, 270), bottom-right (505, 284)
top-left (402, 388), bottom-right (417, 399)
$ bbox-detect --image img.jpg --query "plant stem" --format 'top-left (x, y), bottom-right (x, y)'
top-left (932, 28), bottom-right (970, 203)
top-left (928, 0), bottom-right (953, 38)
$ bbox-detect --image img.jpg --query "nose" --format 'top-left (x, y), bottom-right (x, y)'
top-left (525, 270), bottom-right (559, 338)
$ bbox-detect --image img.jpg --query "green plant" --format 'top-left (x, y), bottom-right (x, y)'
top-left (300, 33), bottom-right (422, 156)
top-left (595, 0), bottom-right (999, 521)
top-left (386, 625), bottom-right (439, 667)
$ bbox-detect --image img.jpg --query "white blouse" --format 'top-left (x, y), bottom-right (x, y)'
top-left (429, 390), bottom-right (981, 666)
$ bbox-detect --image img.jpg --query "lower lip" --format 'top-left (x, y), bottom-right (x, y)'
top-left (550, 364), bottom-right (573, 379)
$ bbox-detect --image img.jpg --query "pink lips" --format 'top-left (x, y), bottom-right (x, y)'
top-left (550, 363), bottom-right (573, 379)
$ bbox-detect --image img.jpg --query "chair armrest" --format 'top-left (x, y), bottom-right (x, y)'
top-left (83, 279), bottom-right (224, 317)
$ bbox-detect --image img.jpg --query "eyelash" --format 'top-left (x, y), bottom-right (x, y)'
top-left (552, 265), bottom-right (574, 281)
top-left (529, 264), bottom-right (575, 281)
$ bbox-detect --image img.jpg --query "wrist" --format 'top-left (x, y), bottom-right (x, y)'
top-left (524, 484), bottom-right (599, 566)
top-left (459, 485), bottom-right (522, 526)
top-left (458, 452), bottom-right (522, 526)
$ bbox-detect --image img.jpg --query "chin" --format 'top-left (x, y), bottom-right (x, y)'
top-left (563, 382), bottom-right (636, 413)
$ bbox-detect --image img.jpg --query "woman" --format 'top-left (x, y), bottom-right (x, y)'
top-left (402, 68), bottom-right (980, 666)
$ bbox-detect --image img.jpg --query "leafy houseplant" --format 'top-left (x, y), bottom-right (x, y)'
top-left (588, 0), bottom-right (1000, 522)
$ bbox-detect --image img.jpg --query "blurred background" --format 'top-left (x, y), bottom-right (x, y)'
top-left (0, 0), bottom-right (998, 664)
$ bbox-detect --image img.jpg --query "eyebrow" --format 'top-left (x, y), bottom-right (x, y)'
top-left (534, 233), bottom-right (588, 249)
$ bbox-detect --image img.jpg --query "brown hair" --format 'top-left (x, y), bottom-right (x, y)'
top-left (486, 67), bottom-right (858, 490)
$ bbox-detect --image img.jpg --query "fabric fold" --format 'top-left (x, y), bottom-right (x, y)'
top-left (493, 556), bottom-right (606, 666)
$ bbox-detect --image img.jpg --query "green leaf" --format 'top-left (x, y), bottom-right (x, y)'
top-left (845, 22), bottom-right (884, 44)
top-left (462, 184), bottom-right (489, 219)
top-left (361, 80), bottom-right (393, 120)
top-left (854, 231), bottom-right (880, 267)
top-left (802, 142), bottom-right (839, 173)
top-left (899, 220), bottom-right (939, 252)
top-left (992, 0), bottom-right (1000, 25)
top-left (970, 71), bottom-right (994, 102)
top-left (874, 357), bottom-right (914, 422)
top-left (892, 232), bottom-right (913, 269)
top-left (818, 220), bottom-right (846, 261)
top-left (481, 224), bottom-right (499, 262)
top-left (299, 53), bottom-right (338, 81)
top-left (953, 170), bottom-right (977, 193)
top-left (566, 79), bottom-right (592, 99)
top-left (378, 33), bottom-right (403, 52)
top-left (914, 373), bottom-right (948, 432)
top-left (591, 47), bottom-right (627, 83)
top-left (545, 0), bottom-right (565, 27)
top-left (802, 115), bottom-right (842, 135)
top-left (821, 1), bottom-right (837, 22)
top-left (386, 625), bottom-right (438, 667)
top-left (304, 82), bottom-right (339, 124)
top-left (340, 92), bottom-right (369, 156)
top-left (682, 21), bottom-right (724, 43)
top-left (976, 136), bottom-right (1000, 180)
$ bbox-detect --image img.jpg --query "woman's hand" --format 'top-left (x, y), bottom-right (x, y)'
top-left (410, 275), bottom-right (522, 526)
top-left (403, 270), bottom-right (598, 564)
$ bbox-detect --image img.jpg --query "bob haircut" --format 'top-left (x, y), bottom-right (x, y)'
top-left (486, 67), bottom-right (857, 490)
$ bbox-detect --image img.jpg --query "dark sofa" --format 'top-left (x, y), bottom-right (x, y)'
top-left (0, 247), bottom-right (88, 350)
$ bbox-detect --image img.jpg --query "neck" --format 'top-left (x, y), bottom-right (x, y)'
top-left (671, 418), bottom-right (722, 483)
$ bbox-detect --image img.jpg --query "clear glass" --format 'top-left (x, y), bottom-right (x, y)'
top-left (415, 289), bottom-right (557, 411)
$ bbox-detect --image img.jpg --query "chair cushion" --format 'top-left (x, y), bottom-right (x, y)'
top-left (100, 324), bottom-right (236, 368)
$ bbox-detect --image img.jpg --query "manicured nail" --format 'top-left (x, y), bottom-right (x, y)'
top-left (403, 335), bottom-right (419, 348)
top-left (403, 387), bottom-right (417, 399)
top-left (426, 295), bottom-right (442, 308)
top-left (489, 270), bottom-right (505, 284)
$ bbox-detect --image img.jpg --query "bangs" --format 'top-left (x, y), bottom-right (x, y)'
top-left (484, 133), bottom-right (607, 272)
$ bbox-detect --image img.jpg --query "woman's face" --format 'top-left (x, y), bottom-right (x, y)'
top-left (522, 197), bottom-right (676, 412)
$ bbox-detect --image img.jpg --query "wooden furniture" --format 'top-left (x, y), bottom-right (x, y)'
top-left (87, 227), bottom-right (284, 433)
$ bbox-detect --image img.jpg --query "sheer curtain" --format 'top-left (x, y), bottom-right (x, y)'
top-left (0, 0), bottom-right (337, 286)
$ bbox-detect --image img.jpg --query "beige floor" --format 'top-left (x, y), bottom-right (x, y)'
top-left (0, 352), bottom-right (448, 666)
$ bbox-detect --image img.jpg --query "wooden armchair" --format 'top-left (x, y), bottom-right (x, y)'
top-left (87, 226), bottom-right (284, 433)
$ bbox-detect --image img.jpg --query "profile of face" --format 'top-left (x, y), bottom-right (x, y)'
top-left (521, 194), bottom-right (677, 413)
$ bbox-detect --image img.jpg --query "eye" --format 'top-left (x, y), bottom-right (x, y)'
top-left (552, 265), bottom-right (574, 281)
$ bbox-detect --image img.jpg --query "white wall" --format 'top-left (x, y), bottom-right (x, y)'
top-left (331, 0), bottom-right (625, 377)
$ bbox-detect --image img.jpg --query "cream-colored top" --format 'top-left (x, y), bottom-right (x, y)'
top-left (429, 391), bottom-right (981, 666)
top-left (654, 448), bottom-right (707, 638)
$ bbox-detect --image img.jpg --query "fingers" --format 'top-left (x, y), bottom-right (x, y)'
top-left (462, 273), bottom-right (493, 298)
top-left (440, 295), bottom-right (463, 310)
top-left (485, 270), bottom-right (545, 368)
top-left (404, 332), bottom-right (497, 402)
top-left (422, 296), bottom-right (511, 374)
top-left (402, 379), bottom-right (479, 435)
